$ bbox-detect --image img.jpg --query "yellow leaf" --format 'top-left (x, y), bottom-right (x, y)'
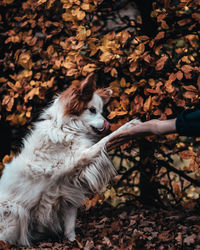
top-left (18, 52), bottom-right (32, 69)
top-left (108, 110), bottom-right (127, 120)
top-left (62, 61), bottom-right (76, 69)
top-left (82, 63), bottom-right (97, 76)
top-left (7, 113), bottom-right (27, 126)
top-left (66, 68), bottom-right (78, 76)
top-left (77, 10), bottom-right (85, 20)
top-left (110, 68), bottom-right (118, 78)
top-left (117, 30), bottom-right (131, 46)
top-left (81, 3), bottom-right (90, 10)
top-left (24, 87), bottom-right (40, 103)
top-left (148, 79), bottom-right (156, 88)
top-left (62, 11), bottom-right (73, 22)
top-left (100, 52), bottom-right (113, 63)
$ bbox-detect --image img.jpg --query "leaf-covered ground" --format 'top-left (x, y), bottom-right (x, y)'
top-left (2, 203), bottom-right (200, 250)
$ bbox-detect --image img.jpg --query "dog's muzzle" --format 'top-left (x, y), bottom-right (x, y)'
top-left (92, 120), bottom-right (110, 135)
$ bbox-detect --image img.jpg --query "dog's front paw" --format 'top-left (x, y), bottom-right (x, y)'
top-left (65, 231), bottom-right (76, 242)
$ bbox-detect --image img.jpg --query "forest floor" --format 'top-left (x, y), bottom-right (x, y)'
top-left (1, 203), bottom-right (200, 250)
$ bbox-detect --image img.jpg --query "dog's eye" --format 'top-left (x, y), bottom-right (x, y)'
top-left (89, 107), bottom-right (96, 114)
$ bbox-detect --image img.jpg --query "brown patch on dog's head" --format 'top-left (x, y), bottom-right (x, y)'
top-left (95, 88), bottom-right (113, 105)
top-left (60, 73), bottom-right (96, 116)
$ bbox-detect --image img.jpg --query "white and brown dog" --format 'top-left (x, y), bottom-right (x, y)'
top-left (0, 73), bottom-right (140, 246)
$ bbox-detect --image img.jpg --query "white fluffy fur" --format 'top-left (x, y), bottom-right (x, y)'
top-left (0, 85), bottom-right (140, 246)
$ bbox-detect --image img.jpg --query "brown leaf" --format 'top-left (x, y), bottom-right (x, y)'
top-left (155, 55), bottom-right (168, 70)
top-left (129, 62), bottom-right (138, 72)
top-left (197, 75), bottom-right (200, 91)
top-left (179, 150), bottom-right (196, 160)
top-left (158, 230), bottom-right (173, 242)
top-left (184, 234), bottom-right (196, 246)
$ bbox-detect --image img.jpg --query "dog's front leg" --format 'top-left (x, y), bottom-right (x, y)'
top-left (76, 119), bottom-right (142, 167)
top-left (63, 206), bottom-right (77, 241)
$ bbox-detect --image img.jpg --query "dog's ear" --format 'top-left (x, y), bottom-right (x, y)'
top-left (80, 73), bottom-right (96, 100)
top-left (95, 88), bottom-right (113, 104)
top-left (59, 73), bottom-right (96, 116)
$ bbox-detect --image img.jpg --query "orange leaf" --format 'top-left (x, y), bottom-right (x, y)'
top-left (120, 78), bottom-right (126, 88)
top-left (108, 110), bottom-right (127, 120)
top-left (176, 71), bottom-right (183, 80)
top-left (2, 95), bottom-right (14, 111)
top-left (192, 13), bottom-right (200, 22)
top-left (154, 31), bottom-right (165, 40)
top-left (129, 62), bottom-right (137, 72)
top-left (183, 91), bottom-right (197, 99)
top-left (165, 80), bottom-right (174, 93)
top-left (77, 10), bottom-right (85, 20)
top-left (182, 85), bottom-right (197, 92)
top-left (161, 20), bottom-right (169, 29)
top-left (169, 73), bottom-right (177, 82)
top-left (143, 96), bottom-right (151, 112)
top-left (125, 85), bottom-right (137, 95)
top-left (165, 107), bottom-right (172, 116)
top-left (2, 0), bottom-right (14, 4)
top-left (178, 18), bottom-right (191, 26)
top-left (181, 65), bottom-right (193, 73)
